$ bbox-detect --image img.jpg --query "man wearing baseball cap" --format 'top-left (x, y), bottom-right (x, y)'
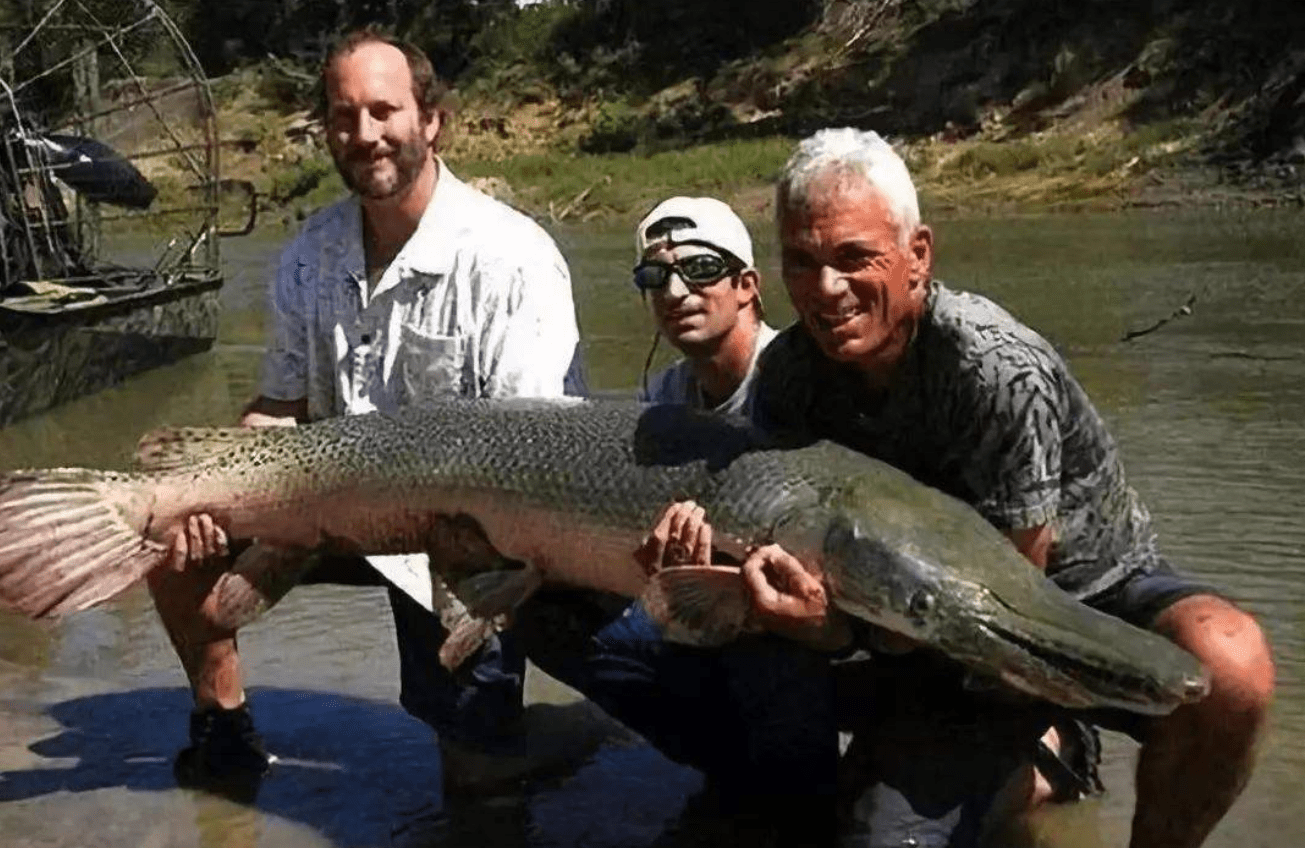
top-left (511, 197), bottom-right (837, 842)
top-left (632, 196), bottom-right (776, 417)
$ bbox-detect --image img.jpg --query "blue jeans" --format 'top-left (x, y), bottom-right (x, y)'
top-left (388, 585), bottom-right (839, 845)
top-left (513, 590), bottom-right (839, 800)
top-left (386, 585), bottom-right (530, 753)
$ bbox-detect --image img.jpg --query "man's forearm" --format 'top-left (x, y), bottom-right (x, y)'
top-left (1006, 523), bottom-right (1053, 570)
top-left (239, 396), bottom-right (308, 427)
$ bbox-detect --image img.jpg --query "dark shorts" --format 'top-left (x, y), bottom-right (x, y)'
top-left (835, 560), bottom-right (1225, 848)
top-left (1084, 559), bottom-right (1225, 631)
top-left (1071, 560), bottom-right (1225, 743)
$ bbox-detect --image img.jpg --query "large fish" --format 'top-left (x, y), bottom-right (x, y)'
top-left (0, 399), bottom-right (1208, 714)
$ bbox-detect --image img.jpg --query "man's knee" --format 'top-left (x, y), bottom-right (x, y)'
top-left (1153, 594), bottom-right (1275, 722)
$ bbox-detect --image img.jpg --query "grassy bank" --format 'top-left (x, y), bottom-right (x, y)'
top-left (207, 0), bottom-right (1305, 228)
top-left (230, 106), bottom-right (1287, 233)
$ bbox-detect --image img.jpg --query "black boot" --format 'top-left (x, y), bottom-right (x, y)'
top-left (174, 703), bottom-right (275, 799)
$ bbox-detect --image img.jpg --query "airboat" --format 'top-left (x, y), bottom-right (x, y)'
top-left (0, 0), bottom-right (252, 427)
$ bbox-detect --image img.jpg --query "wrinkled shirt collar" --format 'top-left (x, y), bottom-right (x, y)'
top-left (352, 157), bottom-right (471, 300)
top-left (393, 157), bottom-right (468, 276)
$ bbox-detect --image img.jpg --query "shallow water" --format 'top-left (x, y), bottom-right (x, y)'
top-left (1, 208), bottom-right (1303, 847)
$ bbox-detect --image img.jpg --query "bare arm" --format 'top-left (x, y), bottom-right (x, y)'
top-left (1006, 523), bottom-right (1053, 570)
top-left (165, 396), bottom-right (309, 569)
top-left (238, 396), bottom-right (308, 428)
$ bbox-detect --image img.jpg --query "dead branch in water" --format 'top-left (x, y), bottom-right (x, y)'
top-left (550, 175), bottom-right (612, 224)
top-left (1121, 292), bottom-right (1197, 342)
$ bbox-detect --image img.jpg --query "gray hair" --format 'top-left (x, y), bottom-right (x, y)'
top-left (776, 128), bottom-right (920, 247)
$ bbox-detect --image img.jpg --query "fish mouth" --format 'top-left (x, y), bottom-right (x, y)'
top-left (976, 617), bottom-right (1208, 713)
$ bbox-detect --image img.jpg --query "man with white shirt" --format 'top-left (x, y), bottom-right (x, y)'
top-left (147, 28), bottom-right (584, 787)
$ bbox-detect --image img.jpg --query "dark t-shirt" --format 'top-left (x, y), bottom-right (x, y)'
top-left (753, 280), bottom-right (1160, 601)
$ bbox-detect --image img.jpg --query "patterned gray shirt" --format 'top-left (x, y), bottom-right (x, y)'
top-left (753, 280), bottom-right (1160, 601)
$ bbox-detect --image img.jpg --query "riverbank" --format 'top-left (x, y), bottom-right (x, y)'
top-left (223, 112), bottom-right (1305, 234)
top-left (205, 0), bottom-right (1305, 228)
top-left (214, 87), bottom-right (1303, 232)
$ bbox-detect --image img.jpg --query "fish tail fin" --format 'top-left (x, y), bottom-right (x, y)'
top-left (0, 468), bottom-right (165, 618)
top-left (641, 565), bottom-right (755, 646)
top-left (436, 566), bottom-right (544, 670)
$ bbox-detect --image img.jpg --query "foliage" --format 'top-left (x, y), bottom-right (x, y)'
top-left (580, 100), bottom-right (641, 154)
top-left (455, 135), bottom-right (792, 219)
top-left (128, 0), bottom-right (1305, 217)
top-left (268, 152), bottom-right (335, 203)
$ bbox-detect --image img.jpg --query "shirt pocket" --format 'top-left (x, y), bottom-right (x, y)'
top-left (397, 322), bottom-right (467, 402)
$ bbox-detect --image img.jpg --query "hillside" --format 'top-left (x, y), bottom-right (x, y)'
top-left (204, 0), bottom-right (1305, 223)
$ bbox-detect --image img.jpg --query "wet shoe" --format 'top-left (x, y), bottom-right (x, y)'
top-left (173, 703), bottom-right (276, 792)
top-left (439, 701), bottom-right (616, 796)
top-left (439, 735), bottom-right (540, 796)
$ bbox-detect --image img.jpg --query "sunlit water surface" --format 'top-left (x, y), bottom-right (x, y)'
top-left (1, 208), bottom-right (1303, 847)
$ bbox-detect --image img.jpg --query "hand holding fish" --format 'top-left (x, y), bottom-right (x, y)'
top-left (164, 513), bottom-right (228, 572)
top-left (740, 543), bottom-right (854, 653)
top-left (634, 500), bottom-right (712, 575)
top-left (159, 398), bottom-right (301, 572)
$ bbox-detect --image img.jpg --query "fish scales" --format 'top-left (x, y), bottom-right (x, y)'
top-left (198, 402), bottom-right (804, 558)
top-left (0, 398), bottom-right (1210, 715)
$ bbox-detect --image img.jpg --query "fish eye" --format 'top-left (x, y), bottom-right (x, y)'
top-left (908, 590), bottom-right (935, 618)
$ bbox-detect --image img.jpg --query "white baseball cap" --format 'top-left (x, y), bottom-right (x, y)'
top-left (635, 196), bottom-right (754, 267)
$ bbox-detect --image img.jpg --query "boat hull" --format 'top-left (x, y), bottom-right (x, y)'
top-left (0, 274), bottom-right (221, 427)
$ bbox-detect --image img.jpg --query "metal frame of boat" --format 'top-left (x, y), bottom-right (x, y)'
top-left (0, 0), bottom-right (248, 428)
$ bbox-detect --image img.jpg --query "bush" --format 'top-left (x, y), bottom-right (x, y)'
top-left (952, 142), bottom-right (1042, 178)
top-left (580, 100), bottom-right (642, 153)
top-left (269, 153), bottom-right (335, 202)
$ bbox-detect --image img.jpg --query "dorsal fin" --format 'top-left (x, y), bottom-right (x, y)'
top-left (134, 426), bottom-right (259, 474)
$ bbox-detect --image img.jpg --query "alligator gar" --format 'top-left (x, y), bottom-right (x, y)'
top-left (0, 399), bottom-right (1209, 714)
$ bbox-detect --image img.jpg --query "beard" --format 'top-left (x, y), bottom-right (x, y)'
top-left (333, 131), bottom-right (430, 200)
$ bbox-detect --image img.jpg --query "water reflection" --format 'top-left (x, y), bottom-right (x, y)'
top-left (1, 209), bottom-right (1303, 847)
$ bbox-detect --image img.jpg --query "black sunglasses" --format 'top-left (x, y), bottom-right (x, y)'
top-left (632, 253), bottom-right (740, 292)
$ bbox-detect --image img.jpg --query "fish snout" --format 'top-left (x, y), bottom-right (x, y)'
top-left (1182, 667), bottom-right (1213, 703)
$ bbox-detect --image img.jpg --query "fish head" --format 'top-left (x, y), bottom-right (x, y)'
top-left (812, 478), bottom-right (1211, 716)
top-left (817, 511), bottom-right (968, 648)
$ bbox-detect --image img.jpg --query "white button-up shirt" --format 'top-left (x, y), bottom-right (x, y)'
top-left (261, 161), bottom-right (580, 420)
top-left (257, 161), bottom-right (582, 607)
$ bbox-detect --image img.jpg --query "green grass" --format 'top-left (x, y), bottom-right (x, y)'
top-left (454, 135), bottom-right (793, 218)
top-left (934, 120), bottom-right (1197, 184)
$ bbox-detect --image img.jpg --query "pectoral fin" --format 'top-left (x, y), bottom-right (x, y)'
top-left (641, 565), bottom-right (756, 647)
top-left (453, 567), bottom-right (544, 619)
top-left (434, 568), bottom-right (544, 670)
top-left (422, 511), bottom-right (545, 670)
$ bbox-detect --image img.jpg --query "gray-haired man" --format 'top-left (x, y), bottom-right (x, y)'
top-left (738, 127), bottom-right (1275, 848)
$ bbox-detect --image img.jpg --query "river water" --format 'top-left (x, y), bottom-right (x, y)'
top-left (0, 209), bottom-right (1302, 847)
